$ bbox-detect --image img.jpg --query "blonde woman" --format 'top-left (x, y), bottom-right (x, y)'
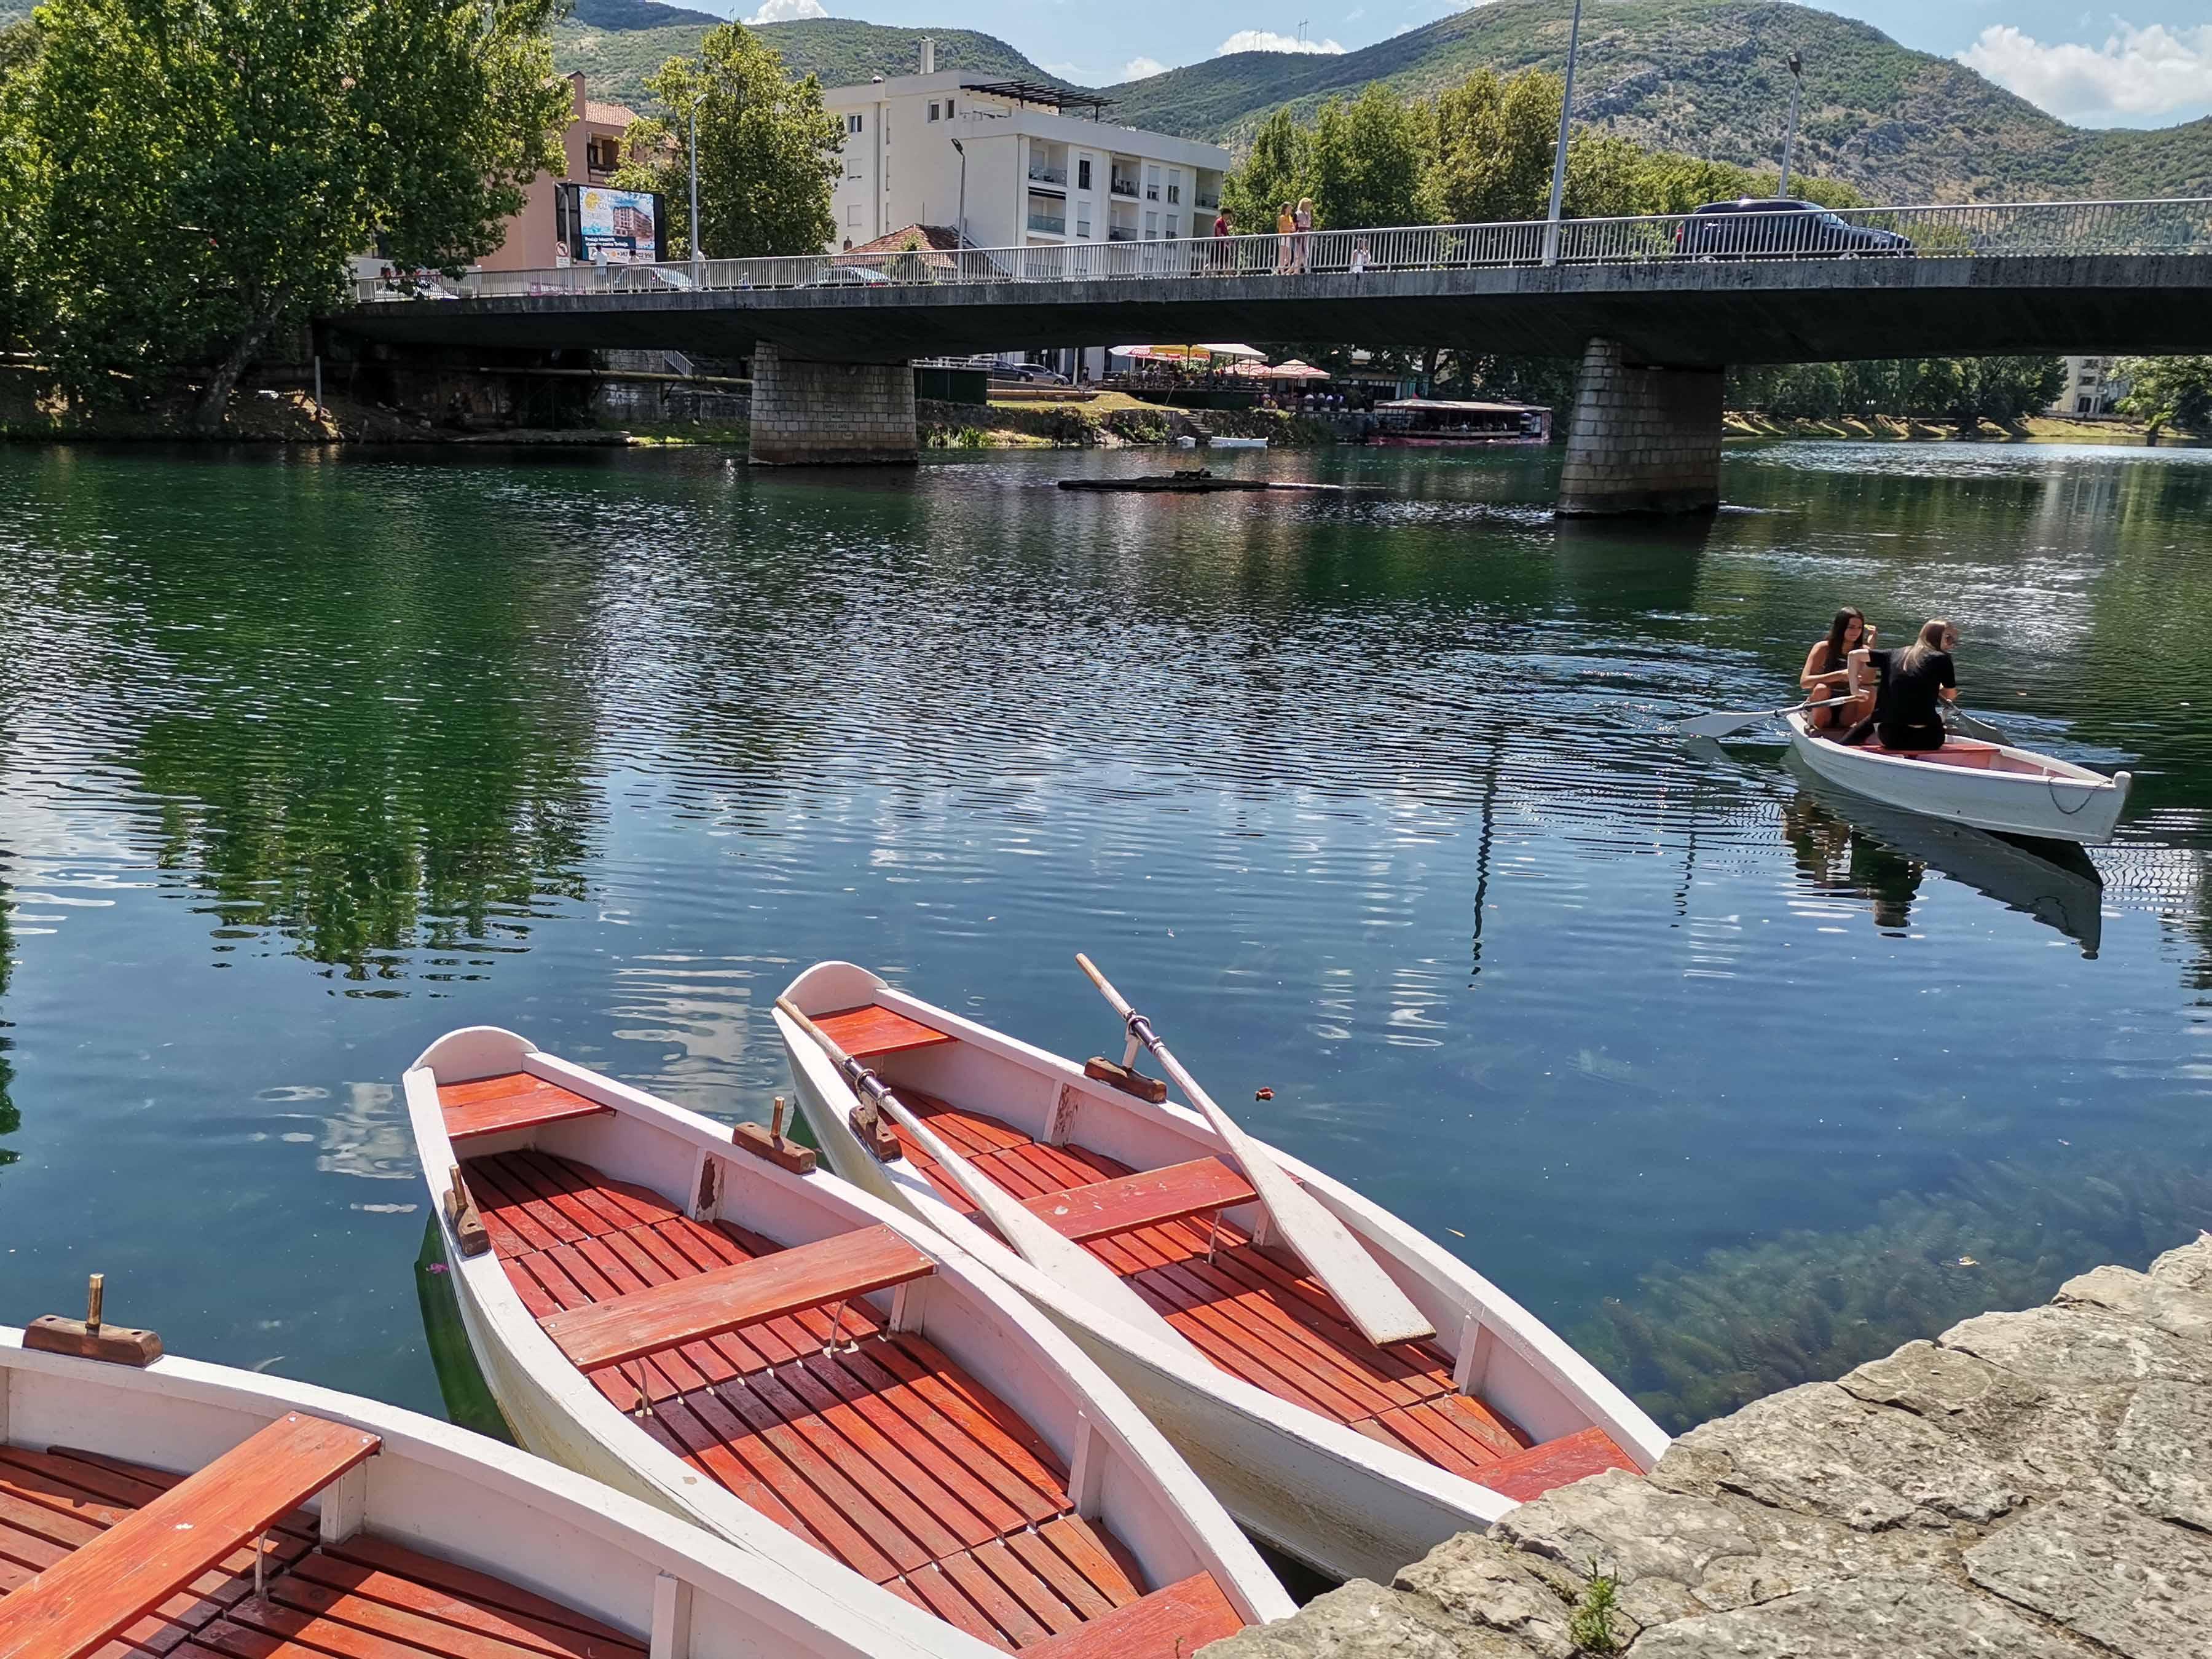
top-left (1292, 197), bottom-right (1315, 272)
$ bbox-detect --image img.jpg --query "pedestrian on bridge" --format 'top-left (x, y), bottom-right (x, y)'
top-left (1213, 205), bottom-right (1235, 274)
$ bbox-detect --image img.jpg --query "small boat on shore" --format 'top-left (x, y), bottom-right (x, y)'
top-left (1784, 712), bottom-right (2131, 845)
top-left (774, 963), bottom-right (1669, 1584)
top-left (0, 1295), bottom-right (967, 1659)
top-left (402, 1027), bottom-right (1291, 1658)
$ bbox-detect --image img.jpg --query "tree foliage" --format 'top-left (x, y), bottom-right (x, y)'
top-left (625, 23), bottom-right (840, 261)
top-left (0, 0), bottom-right (567, 427)
top-left (2116, 357), bottom-right (2212, 434)
top-left (1726, 357), bottom-right (2066, 425)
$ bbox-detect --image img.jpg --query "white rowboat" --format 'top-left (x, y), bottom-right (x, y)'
top-left (1784, 712), bottom-right (2131, 845)
top-left (775, 964), bottom-right (1671, 1584)
top-left (403, 1027), bottom-right (1292, 1659)
top-left (0, 1318), bottom-right (978, 1659)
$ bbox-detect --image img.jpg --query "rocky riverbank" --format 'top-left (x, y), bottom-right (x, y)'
top-left (1205, 1234), bottom-right (2212, 1658)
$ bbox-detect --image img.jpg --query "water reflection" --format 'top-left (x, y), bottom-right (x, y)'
top-left (1782, 758), bottom-right (2106, 955)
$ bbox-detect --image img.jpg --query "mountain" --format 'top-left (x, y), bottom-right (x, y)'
top-left (1097, 0), bottom-right (2212, 204)
top-left (555, 1), bottom-right (1059, 111)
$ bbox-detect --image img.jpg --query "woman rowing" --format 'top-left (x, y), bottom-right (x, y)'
top-left (1844, 618), bottom-right (1959, 751)
top-left (1800, 607), bottom-right (1876, 731)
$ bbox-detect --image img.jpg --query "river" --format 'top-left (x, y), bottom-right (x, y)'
top-left (1, 436), bottom-right (2208, 1435)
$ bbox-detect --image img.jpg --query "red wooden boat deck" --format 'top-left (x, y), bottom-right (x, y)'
top-left (0, 1440), bottom-right (642, 1659)
top-left (452, 1104), bottom-right (1238, 1656)
top-left (816, 1010), bottom-right (1634, 1503)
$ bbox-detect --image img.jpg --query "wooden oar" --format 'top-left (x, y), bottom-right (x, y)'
top-left (1944, 704), bottom-right (2010, 745)
top-left (775, 997), bottom-right (1204, 1361)
top-left (1676, 694), bottom-right (1851, 739)
top-left (1074, 955), bottom-right (1436, 1347)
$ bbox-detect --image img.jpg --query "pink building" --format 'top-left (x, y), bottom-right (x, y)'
top-left (478, 74), bottom-right (640, 272)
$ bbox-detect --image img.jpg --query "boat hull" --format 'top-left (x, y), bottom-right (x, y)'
top-left (776, 965), bottom-right (1669, 1584)
top-left (1785, 713), bottom-right (2130, 844)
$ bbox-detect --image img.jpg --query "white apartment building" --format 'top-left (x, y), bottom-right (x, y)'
top-left (2048, 354), bottom-right (2128, 417)
top-left (824, 43), bottom-right (1231, 254)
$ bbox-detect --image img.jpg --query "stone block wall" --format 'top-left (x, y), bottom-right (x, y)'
top-left (1201, 1234), bottom-right (2212, 1658)
top-left (1557, 337), bottom-right (1723, 516)
top-left (749, 344), bottom-right (916, 465)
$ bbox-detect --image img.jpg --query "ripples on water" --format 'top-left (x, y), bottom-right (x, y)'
top-left (1, 438), bottom-right (2210, 1428)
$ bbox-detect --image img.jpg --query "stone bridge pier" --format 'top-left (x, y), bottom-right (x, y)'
top-left (749, 344), bottom-right (917, 466)
top-left (1557, 337), bottom-right (1724, 517)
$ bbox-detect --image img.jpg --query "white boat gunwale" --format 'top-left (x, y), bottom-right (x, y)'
top-left (403, 1025), bottom-right (1294, 1647)
top-left (0, 1323), bottom-right (967, 1659)
top-left (774, 962), bottom-right (1670, 1580)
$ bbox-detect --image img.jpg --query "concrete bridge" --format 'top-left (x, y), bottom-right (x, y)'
top-left (336, 200), bottom-right (2212, 513)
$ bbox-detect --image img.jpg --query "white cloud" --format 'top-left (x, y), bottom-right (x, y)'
top-left (1122, 55), bottom-right (1170, 79)
top-left (1216, 29), bottom-right (1347, 55)
top-left (744, 0), bottom-right (827, 22)
top-left (1959, 20), bottom-right (2212, 122)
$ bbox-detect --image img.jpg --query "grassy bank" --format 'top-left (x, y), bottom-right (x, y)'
top-left (1725, 409), bottom-right (2202, 444)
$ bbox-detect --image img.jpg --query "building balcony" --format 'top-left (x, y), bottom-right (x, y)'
top-left (1028, 164), bottom-right (1068, 186)
top-left (1194, 192), bottom-right (1218, 210)
top-left (1109, 178), bottom-right (1138, 198)
top-left (1028, 211), bottom-right (1067, 235)
top-left (1108, 227), bottom-right (1137, 242)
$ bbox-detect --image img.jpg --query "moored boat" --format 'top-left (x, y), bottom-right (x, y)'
top-left (1371, 398), bottom-right (1550, 446)
top-left (774, 963), bottom-right (1670, 1584)
top-left (401, 1027), bottom-right (1292, 1658)
top-left (0, 1301), bottom-right (980, 1659)
top-left (1784, 712), bottom-right (2131, 845)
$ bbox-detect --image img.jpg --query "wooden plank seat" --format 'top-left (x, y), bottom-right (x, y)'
top-left (0, 1413), bottom-right (380, 1659)
top-left (1022, 1570), bottom-right (1243, 1659)
top-left (886, 1096), bottom-right (1643, 1505)
top-left (438, 1071), bottom-right (613, 1143)
top-left (1020, 1158), bottom-right (1259, 1245)
top-left (813, 1004), bottom-right (956, 1060)
top-left (539, 1224), bottom-right (936, 1371)
top-left (466, 1145), bottom-right (1171, 1649)
top-left (0, 1443), bottom-right (647, 1659)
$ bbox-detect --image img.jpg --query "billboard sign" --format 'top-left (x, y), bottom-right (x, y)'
top-left (563, 185), bottom-right (661, 265)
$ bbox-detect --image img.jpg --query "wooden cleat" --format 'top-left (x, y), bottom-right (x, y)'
top-left (24, 1274), bottom-right (164, 1367)
top-left (446, 1170), bottom-right (490, 1257)
top-left (734, 1121), bottom-right (817, 1173)
top-left (851, 1105), bottom-right (903, 1162)
top-left (1085, 1056), bottom-right (1168, 1105)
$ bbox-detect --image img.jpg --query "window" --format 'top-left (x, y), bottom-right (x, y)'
top-left (1076, 213), bottom-right (1091, 238)
top-left (1077, 158), bottom-right (1092, 191)
top-left (847, 113), bottom-right (863, 133)
top-left (845, 160), bottom-right (860, 179)
top-left (945, 98), bottom-right (954, 117)
top-left (1167, 169), bottom-right (1181, 205)
top-left (1144, 209), bottom-right (1157, 237)
top-left (928, 101), bottom-right (940, 121)
top-left (1166, 218), bottom-right (1179, 239)
top-left (1145, 165), bottom-right (1160, 201)
top-left (847, 204), bottom-right (860, 226)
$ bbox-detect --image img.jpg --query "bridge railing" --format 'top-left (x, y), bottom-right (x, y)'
top-left (348, 198), bottom-right (2212, 304)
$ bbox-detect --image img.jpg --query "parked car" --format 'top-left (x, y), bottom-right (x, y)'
top-left (608, 264), bottom-right (696, 293)
top-left (999, 364), bottom-right (1071, 385)
top-left (808, 264), bottom-right (894, 286)
top-left (1674, 199), bottom-right (1915, 259)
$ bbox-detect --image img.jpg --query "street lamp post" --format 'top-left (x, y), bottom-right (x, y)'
top-left (688, 104), bottom-right (701, 272)
top-left (952, 138), bottom-right (967, 263)
top-left (1541, 0), bottom-right (1584, 267)
top-left (1778, 50), bottom-right (1805, 198)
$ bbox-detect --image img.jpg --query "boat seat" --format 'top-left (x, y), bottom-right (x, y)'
top-left (1023, 1570), bottom-right (1244, 1659)
top-left (538, 1222), bottom-right (936, 1371)
top-left (0, 1413), bottom-right (381, 1659)
top-left (1022, 1157), bottom-right (1260, 1243)
top-left (438, 1071), bottom-right (612, 1143)
top-left (812, 1004), bottom-right (956, 1060)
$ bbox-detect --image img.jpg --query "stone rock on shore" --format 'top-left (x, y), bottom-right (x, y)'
top-left (1202, 1233), bottom-right (2212, 1658)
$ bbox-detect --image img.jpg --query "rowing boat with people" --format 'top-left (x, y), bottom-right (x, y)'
top-left (401, 1025), bottom-right (1292, 1658)
top-left (774, 960), bottom-right (1670, 1584)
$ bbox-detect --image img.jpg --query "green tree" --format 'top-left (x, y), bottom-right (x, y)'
top-left (4, 0), bottom-right (565, 429)
top-left (636, 23), bottom-right (841, 259)
top-left (2117, 357), bottom-right (2212, 435)
top-left (1221, 106), bottom-right (1315, 234)
top-left (1310, 84), bottom-right (1426, 231)
top-left (1419, 67), bottom-right (1561, 225)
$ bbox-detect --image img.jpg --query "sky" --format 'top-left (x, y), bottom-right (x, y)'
top-left (714, 0), bottom-right (2212, 128)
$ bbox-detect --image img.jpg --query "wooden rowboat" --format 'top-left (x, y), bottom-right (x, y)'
top-left (774, 964), bottom-right (1671, 1584)
top-left (402, 1027), bottom-right (1293, 1659)
top-left (0, 1307), bottom-right (985, 1659)
top-left (1785, 712), bottom-right (2131, 845)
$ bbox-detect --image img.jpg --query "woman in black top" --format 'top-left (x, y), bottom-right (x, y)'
top-left (1845, 618), bottom-right (1958, 750)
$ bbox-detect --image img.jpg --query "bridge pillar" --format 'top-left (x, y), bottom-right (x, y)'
top-left (1557, 338), bottom-right (1722, 516)
top-left (749, 344), bottom-right (916, 466)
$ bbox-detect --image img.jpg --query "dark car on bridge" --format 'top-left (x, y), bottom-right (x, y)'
top-left (1674, 200), bottom-right (1915, 260)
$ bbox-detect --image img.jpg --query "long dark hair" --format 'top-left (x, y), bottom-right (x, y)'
top-left (1899, 618), bottom-right (1954, 675)
top-left (1822, 607), bottom-right (1864, 669)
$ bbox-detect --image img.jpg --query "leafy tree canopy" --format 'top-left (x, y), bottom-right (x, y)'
top-left (2116, 357), bottom-right (2212, 433)
top-left (0, 0), bottom-right (567, 427)
top-left (620, 23), bottom-right (840, 261)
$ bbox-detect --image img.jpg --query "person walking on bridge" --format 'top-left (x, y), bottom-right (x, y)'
top-left (1275, 203), bottom-right (1296, 274)
top-left (1213, 205), bottom-right (1235, 274)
